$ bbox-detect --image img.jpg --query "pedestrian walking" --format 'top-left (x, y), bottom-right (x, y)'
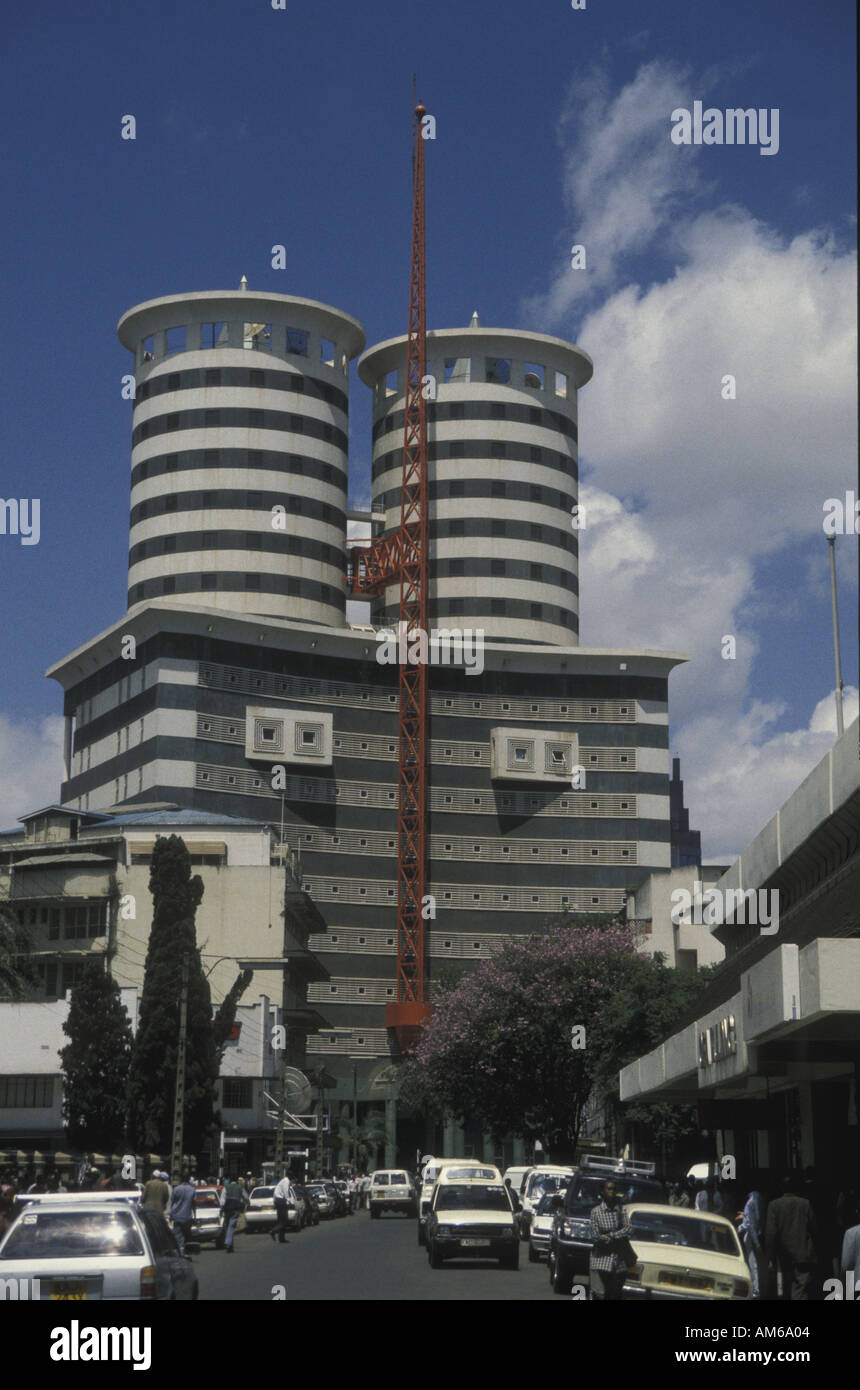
top-left (142, 1170), bottom-right (170, 1215)
top-left (739, 1186), bottom-right (765, 1299)
top-left (222, 1176), bottom-right (246, 1253)
top-left (839, 1201), bottom-right (860, 1296)
top-left (765, 1174), bottom-right (818, 1300)
top-left (589, 1178), bottom-right (635, 1301)
top-left (272, 1172), bottom-right (293, 1244)
top-left (169, 1172), bottom-right (197, 1257)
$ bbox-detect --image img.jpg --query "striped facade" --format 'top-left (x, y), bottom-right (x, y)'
top-left (118, 291), bottom-right (365, 627)
top-left (43, 286), bottom-right (687, 1158)
top-left (51, 612), bottom-right (682, 1068)
top-left (360, 326), bottom-right (592, 647)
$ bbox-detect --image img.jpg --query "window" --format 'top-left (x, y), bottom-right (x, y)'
top-left (204, 367), bottom-right (221, 387)
top-left (223, 1079), bottom-right (253, 1109)
top-left (554, 371), bottom-right (568, 399)
top-left (201, 322), bottom-right (226, 349)
top-left (530, 604), bottom-right (542, 620)
top-left (141, 335), bottom-right (154, 361)
top-left (530, 563), bottom-right (543, 581)
top-left (443, 357), bottom-right (470, 384)
top-left (166, 325), bottom-right (186, 355)
top-left (385, 369), bottom-right (398, 396)
top-left (286, 327), bottom-right (309, 356)
top-left (320, 338), bottom-right (335, 366)
top-left (524, 362), bottom-right (545, 389)
top-left (0, 1076), bottom-right (53, 1108)
top-left (486, 357), bottom-right (511, 384)
top-left (491, 481), bottom-right (505, 498)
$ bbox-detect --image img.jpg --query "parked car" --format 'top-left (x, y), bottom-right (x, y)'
top-left (425, 1169), bottom-right (519, 1270)
top-left (293, 1184), bottom-right (319, 1227)
top-left (189, 1187), bottom-right (224, 1246)
top-left (369, 1169), bottom-right (418, 1219)
top-left (305, 1183), bottom-right (336, 1219)
top-left (0, 1195), bottom-right (198, 1300)
top-left (333, 1180), bottom-right (353, 1216)
top-left (245, 1184), bottom-right (303, 1233)
top-left (548, 1156), bottom-right (666, 1295)
top-left (622, 1204), bottom-right (753, 1300)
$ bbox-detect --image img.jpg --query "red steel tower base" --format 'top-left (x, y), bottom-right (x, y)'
top-left (386, 1000), bottom-right (433, 1055)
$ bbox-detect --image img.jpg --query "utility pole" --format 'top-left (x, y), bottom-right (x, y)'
top-left (273, 1052), bottom-right (287, 1180)
top-left (827, 536), bottom-right (845, 737)
top-left (170, 955), bottom-right (189, 1181)
top-left (352, 1062), bottom-right (358, 1174)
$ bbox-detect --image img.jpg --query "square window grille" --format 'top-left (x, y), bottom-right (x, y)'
top-left (295, 722), bottom-right (323, 755)
top-left (508, 740), bottom-right (534, 771)
top-left (545, 743), bottom-right (573, 774)
top-left (254, 718), bottom-right (284, 753)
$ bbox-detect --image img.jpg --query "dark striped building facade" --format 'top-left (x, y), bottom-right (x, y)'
top-left (46, 288), bottom-right (687, 1163)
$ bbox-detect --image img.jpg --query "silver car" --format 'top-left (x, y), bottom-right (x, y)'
top-left (0, 1196), bottom-right (198, 1301)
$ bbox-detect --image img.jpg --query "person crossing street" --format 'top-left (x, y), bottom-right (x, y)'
top-left (272, 1172), bottom-right (294, 1244)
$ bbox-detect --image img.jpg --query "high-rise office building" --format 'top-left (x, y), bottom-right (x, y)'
top-left (45, 284), bottom-right (686, 1165)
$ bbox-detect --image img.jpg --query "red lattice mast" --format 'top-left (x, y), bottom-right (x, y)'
top-left (348, 103), bottom-right (431, 1050)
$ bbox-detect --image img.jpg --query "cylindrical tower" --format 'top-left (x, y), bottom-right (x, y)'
top-left (359, 320), bottom-right (593, 646)
top-left (118, 286), bottom-right (365, 626)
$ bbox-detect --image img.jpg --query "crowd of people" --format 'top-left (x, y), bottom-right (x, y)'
top-left (0, 1162), bottom-right (372, 1250)
top-left (665, 1168), bottom-right (860, 1300)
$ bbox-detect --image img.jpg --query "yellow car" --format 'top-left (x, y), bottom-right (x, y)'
top-left (621, 1203), bottom-right (753, 1300)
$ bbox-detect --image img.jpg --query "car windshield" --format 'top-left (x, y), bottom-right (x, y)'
top-left (629, 1211), bottom-right (741, 1257)
top-left (565, 1175), bottom-right (665, 1213)
top-left (434, 1185), bottom-right (512, 1213)
top-left (306, 1185), bottom-right (325, 1195)
top-left (252, 1188), bottom-right (274, 1200)
top-left (373, 1174), bottom-right (390, 1186)
top-left (195, 1192), bottom-right (220, 1208)
top-left (536, 1193), bottom-right (561, 1216)
top-left (1, 1208), bottom-right (145, 1259)
top-left (444, 1166), bottom-right (497, 1182)
top-left (529, 1174), bottom-right (570, 1198)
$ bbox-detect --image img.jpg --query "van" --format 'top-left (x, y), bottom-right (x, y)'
top-left (369, 1169), bottom-right (416, 1219)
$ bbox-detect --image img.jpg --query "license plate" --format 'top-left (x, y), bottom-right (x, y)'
top-left (460, 1238), bottom-right (490, 1247)
top-left (51, 1281), bottom-right (87, 1300)
top-left (660, 1271), bottom-right (713, 1291)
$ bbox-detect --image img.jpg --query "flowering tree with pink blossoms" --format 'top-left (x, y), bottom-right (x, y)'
top-left (400, 920), bottom-right (705, 1161)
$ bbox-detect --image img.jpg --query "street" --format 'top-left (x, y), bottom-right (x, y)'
top-left (196, 1210), bottom-right (562, 1301)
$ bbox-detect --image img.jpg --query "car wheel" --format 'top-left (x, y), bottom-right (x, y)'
top-left (428, 1239), bottom-right (444, 1269)
top-left (417, 1224), bottom-right (425, 1247)
top-left (528, 1242), bottom-right (539, 1263)
top-left (549, 1248), bottom-right (573, 1295)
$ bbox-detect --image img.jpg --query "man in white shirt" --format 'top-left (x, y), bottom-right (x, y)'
top-left (272, 1173), bottom-right (293, 1244)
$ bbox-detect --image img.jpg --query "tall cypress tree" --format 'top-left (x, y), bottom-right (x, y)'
top-left (126, 835), bottom-right (218, 1159)
top-left (60, 958), bottom-right (133, 1151)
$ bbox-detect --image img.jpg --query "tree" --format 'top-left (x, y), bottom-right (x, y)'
top-left (399, 922), bottom-right (712, 1162)
top-left (0, 905), bottom-right (38, 1000)
top-left (336, 1110), bottom-right (388, 1173)
top-left (60, 958), bottom-right (133, 1151)
top-left (125, 835), bottom-right (219, 1159)
top-left (212, 969), bottom-right (253, 1062)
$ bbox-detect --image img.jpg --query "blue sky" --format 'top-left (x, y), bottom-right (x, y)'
top-left (0, 0), bottom-right (856, 859)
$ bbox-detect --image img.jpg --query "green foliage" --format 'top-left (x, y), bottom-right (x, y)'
top-left (125, 835), bottom-right (218, 1158)
top-left (0, 905), bottom-right (39, 1000)
top-left (60, 958), bottom-right (133, 1151)
top-left (401, 922), bottom-right (713, 1162)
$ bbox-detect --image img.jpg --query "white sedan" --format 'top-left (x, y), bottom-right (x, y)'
top-left (622, 1203), bottom-right (753, 1300)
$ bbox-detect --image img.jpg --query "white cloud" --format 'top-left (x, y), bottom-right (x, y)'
top-left (0, 713), bottom-right (65, 831)
top-left (523, 59), bottom-right (857, 862)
